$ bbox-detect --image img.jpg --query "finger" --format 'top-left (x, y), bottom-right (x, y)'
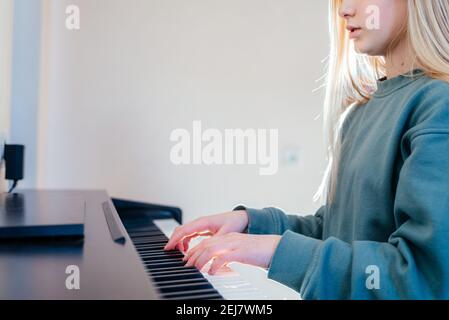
top-left (181, 237), bottom-right (189, 253)
top-left (164, 226), bottom-right (183, 251)
top-left (208, 251), bottom-right (239, 275)
top-left (164, 220), bottom-right (208, 250)
top-left (186, 237), bottom-right (234, 269)
top-left (182, 239), bottom-right (206, 262)
top-left (215, 227), bottom-right (229, 236)
top-left (181, 231), bottom-right (214, 253)
top-left (168, 230), bottom-right (213, 252)
top-left (183, 233), bottom-right (224, 262)
top-left (193, 240), bottom-right (238, 271)
top-left (184, 246), bottom-right (205, 267)
top-left (180, 236), bottom-right (193, 254)
top-left (194, 248), bottom-right (226, 271)
top-left (179, 241), bottom-right (185, 253)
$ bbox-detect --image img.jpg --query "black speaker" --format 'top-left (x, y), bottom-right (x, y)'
top-left (4, 144), bottom-right (25, 181)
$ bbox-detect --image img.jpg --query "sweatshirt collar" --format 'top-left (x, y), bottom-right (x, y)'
top-left (373, 69), bottom-right (425, 98)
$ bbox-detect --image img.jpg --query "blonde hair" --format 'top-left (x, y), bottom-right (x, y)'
top-left (314, 0), bottom-right (449, 204)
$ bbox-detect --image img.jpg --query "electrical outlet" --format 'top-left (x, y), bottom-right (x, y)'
top-left (281, 147), bottom-right (302, 167)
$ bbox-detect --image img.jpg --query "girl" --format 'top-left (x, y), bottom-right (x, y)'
top-left (165, 0), bottom-right (449, 299)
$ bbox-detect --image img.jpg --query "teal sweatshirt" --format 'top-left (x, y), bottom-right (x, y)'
top-left (236, 70), bottom-right (449, 299)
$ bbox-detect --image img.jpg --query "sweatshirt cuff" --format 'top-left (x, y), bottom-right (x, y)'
top-left (233, 205), bottom-right (279, 235)
top-left (267, 230), bottom-right (322, 295)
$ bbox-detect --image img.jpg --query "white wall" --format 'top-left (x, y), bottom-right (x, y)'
top-left (0, 0), bottom-right (14, 192)
top-left (9, 0), bottom-right (43, 188)
top-left (0, 0), bottom-right (13, 136)
top-left (37, 0), bottom-right (329, 221)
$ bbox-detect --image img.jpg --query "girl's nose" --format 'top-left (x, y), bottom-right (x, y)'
top-left (338, 0), bottom-right (356, 20)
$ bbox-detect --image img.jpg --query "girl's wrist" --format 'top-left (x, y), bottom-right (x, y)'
top-left (235, 210), bottom-right (249, 233)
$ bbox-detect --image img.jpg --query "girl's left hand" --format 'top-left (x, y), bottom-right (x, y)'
top-left (181, 232), bottom-right (282, 275)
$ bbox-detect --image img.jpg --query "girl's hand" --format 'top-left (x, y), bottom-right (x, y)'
top-left (164, 210), bottom-right (249, 252)
top-left (182, 232), bottom-right (282, 275)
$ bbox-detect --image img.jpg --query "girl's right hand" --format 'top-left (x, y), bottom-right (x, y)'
top-left (164, 210), bottom-right (249, 253)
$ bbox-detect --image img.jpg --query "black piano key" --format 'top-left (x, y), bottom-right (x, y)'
top-left (151, 272), bottom-right (204, 282)
top-left (136, 245), bottom-right (168, 250)
top-left (155, 278), bottom-right (211, 289)
top-left (130, 233), bottom-right (164, 238)
top-left (139, 249), bottom-right (181, 254)
top-left (141, 252), bottom-right (183, 258)
top-left (137, 245), bottom-right (169, 250)
top-left (142, 257), bottom-right (183, 263)
top-left (120, 216), bottom-right (223, 300)
top-left (155, 277), bottom-right (209, 286)
top-left (140, 252), bottom-right (184, 259)
top-left (162, 288), bottom-right (220, 299)
top-left (129, 233), bottom-right (164, 238)
top-left (148, 256), bottom-right (184, 261)
top-left (144, 261), bottom-right (187, 269)
top-left (130, 232), bottom-right (166, 236)
top-left (128, 227), bottom-right (163, 233)
top-left (128, 227), bottom-right (164, 232)
top-left (130, 235), bottom-right (167, 239)
top-left (148, 268), bottom-right (200, 277)
top-left (133, 239), bottom-right (167, 246)
top-left (146, 265), bottom-right (198, 273)
top-left (142, 255), bottom-right (184, 261)
top-left (136, 243), bottom-right (169, 248)
top-left (137, 248), bottom-right (168, 254)
top-left (129, 231), bottom-right (164, 236)
top-left (166, 294), bottom-right (223, 300)
top-left (137, 247), bottom-right (167, 251)
top-left (158, 282), bottom-right (215, 294)
top-left (131, 234), bottom-right (165, 239)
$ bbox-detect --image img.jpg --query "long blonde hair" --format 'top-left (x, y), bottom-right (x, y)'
top-left (314, 0), bottom-right (449, 204)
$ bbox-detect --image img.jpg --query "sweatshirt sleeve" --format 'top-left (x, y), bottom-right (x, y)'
top-left (233, 205), bottom-right (325, 239)
top-left (267, 130), bottom-right (449, 299)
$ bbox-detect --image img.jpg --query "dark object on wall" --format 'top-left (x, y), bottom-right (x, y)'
top-left (3, 144), bottom-right (24, 193)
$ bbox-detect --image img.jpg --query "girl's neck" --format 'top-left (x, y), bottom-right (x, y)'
top-left (384, 38), bottom-right (419, 79)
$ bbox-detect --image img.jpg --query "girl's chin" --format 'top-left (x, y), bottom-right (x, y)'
top-left (354, 42), bottom-right (380, 56)
top-left (353, 43), bottom-right (367, 54)
top-left (353, 36), bottom-right (388, 56)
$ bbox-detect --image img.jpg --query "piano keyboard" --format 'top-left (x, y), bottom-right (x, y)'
top-left (121, 215), bottom-right (301, 300)
top-left (154, 219), bottom-right (290, 300)
top-left (122, 217), bottom-right (223, 300)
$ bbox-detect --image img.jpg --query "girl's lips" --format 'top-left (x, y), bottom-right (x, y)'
top-left (349, 28), bottom-right (362, 39)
